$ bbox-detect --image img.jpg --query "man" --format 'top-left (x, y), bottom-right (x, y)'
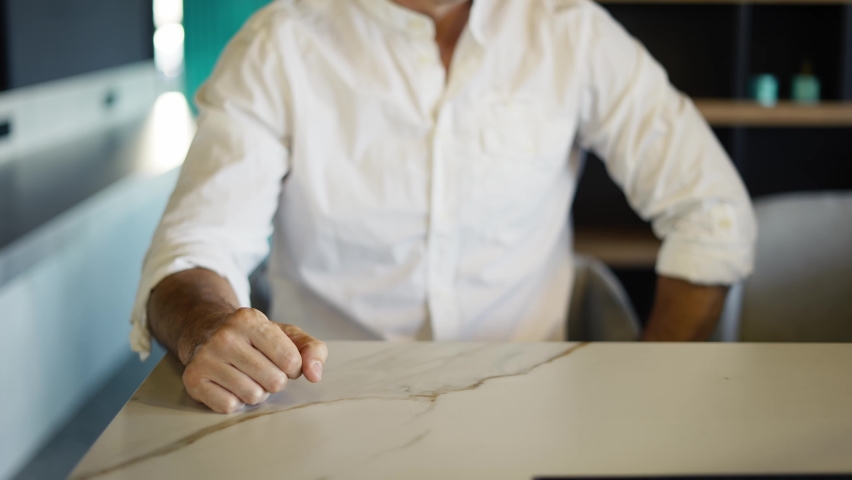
top-left (133, 0), bottom-right (756, 413)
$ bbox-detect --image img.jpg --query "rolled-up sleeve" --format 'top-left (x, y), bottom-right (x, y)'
top-left (576, 4), bottom-right (757, 286)
top-left (130, 11), bottom-right (291, 359)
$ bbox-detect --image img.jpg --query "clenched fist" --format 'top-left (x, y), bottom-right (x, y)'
top-left (178, 308), bottom-right (328, 413)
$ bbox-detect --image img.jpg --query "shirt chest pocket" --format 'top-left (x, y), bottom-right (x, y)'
top-left (477, 99), bottom-right (573, 164)
top-left (465, 98), bottom-right (574, 214)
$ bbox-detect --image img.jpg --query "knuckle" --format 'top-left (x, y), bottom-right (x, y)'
top-left (222, 397), bottom-right (242, 414)
top-left (283, 353), bottom-right (302, 373)
top-left (212, 327), bottom-right (240, 349)
top-left (267, 373), bottom-right (289, 393)
top-left (313, 341), bottom-right (329, 358)
top-left (282, 323), bottom-right (302, 335)
top-left (182, 366), bottom-right (202, 388)
top-left (232, 307), bottom-right (262, 324)
top-left (246, 388), bottom-right (268, 405)
top-left (259, 321), bottom-right (280, 337)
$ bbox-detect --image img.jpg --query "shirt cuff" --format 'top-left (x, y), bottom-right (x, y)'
top-left (656, 236), bottom-right (755, 286)
top-left (129, 251), bottom-right (251, 360)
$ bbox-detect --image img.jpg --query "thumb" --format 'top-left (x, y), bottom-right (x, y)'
top-left (276, 324), bottom-right (329, 382)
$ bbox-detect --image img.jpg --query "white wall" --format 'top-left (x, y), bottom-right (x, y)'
top-left (0, 167), bottom-right (181, 479)
top-left (0, 61), bottom-right (161, 166)
top-left (0, 74), bottom-right (194, 478)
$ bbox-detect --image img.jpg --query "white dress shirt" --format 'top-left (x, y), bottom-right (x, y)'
top-left (131, 0), bottom-right (756, 357)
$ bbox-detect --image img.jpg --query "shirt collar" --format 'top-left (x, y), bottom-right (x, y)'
top-left (356, 0), bottom-right (492, 46)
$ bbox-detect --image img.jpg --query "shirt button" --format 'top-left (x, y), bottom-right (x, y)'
top-left (418, 54), bottom-right (432, 66)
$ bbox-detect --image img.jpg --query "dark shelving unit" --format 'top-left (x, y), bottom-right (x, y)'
top-left (573, 0), bottom-right (852, 322)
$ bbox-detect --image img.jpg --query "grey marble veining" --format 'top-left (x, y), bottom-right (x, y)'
top-left (72, 342), bottom-right (852, 479)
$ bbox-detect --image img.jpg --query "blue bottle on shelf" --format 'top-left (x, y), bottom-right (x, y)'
top-left (750, 74), bottom-right (778, 107)
top-left (791, 62), bottom-right (820, 104)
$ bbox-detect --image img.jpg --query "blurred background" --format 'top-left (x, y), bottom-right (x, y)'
top-left (0, 0), bottom-right (850, 478)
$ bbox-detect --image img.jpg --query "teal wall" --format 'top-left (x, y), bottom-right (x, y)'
top-left (183, 0), bottom-right (271, 108)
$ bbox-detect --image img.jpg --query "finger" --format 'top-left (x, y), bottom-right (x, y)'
top-left (228, 340), bottom-right (289, 393)
top-left (188, 379), bottom-right (245, 414)
top-left (249, 321), bottom-right (303, 379)
top-left (207, 362), bottom-right (270, 406)
top-left (279, 324), bottom-right (329, 383)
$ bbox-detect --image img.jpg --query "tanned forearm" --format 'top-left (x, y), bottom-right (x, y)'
top-left (641, 276), bottom-right (729, 341)
top-left (147, 268), bottom-right (241, 364)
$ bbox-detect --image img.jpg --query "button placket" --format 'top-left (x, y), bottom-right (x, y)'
top-left (422, 32), bottom-right (482, 341)
top-left (427, 107), bottom-right (462, 340)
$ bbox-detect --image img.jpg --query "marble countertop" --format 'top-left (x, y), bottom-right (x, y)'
top-left (72, 342), bottom-right (852, 479)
